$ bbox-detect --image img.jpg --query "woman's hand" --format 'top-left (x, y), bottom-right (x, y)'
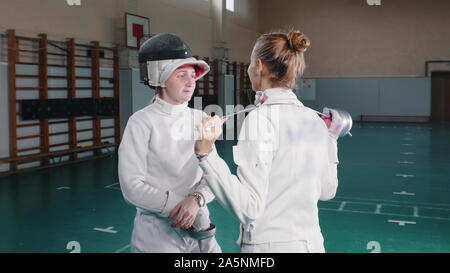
top-left (195, 116), bottom-right (227, 159)
top-left (327, 109), bottom-right (343, 140)
top-left (169, 196), bottom-right (200, 229)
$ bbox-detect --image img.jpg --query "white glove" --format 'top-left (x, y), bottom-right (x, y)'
top-left (192, 207), bottom-right (211, 232)
top-left (186, 206), bottom-right (216, 241)
top-left (323, 107), bottom-right (344, 140)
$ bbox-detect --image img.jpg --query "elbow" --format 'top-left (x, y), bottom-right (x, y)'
top-left (320, 166), bottom-right (339, 201)
top-left (118, 178), bottom-right (136, 206)
top-left (240, 216), bottom-right (258, 226)
top-left (118, 175), bottom-right (142, 207)
top-left (241, 215), bottom-right (257, 225)
top-left (319, 190), bottom-right (337, 201)
top-left (319, 183), bottom-right (338, 201)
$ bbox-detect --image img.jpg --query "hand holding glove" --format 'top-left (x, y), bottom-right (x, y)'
top-left (195, 115), bottom-right (227, 158)
top-left (169, 196), bottom-right (200, 229)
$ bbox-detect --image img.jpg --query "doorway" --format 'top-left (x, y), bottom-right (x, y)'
top-left (431, 71), bottom-right (450, 122)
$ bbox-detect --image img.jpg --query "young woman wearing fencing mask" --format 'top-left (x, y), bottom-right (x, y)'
top-left (118, 33), bottom-right (221, 253)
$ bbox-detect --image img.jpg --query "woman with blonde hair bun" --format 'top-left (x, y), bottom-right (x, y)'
top-left (194, 29), bottom-right (344, 253)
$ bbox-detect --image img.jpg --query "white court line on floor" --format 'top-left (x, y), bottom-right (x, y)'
top-left (388, 220), bottom-right (416, 226)
top-left (332, 196), bottom-right (450, 208)
top-left (396, 174), bottom-right (415, 178)
top-left (402, 143), bottom-right (414, 146)
top-left (338, 202), bottom-right (347, 211)
top-left (327, 199), bottom-right (420, 210)
top-left (400, 152), bottom-right (415, 155)
top-left (319, 207), bottom-right (450, 221)
top-left (93, 226), bottom-right (118, 234)
top-left (397, 161), bottom-right (415, 164)
top-left (393, 191), bottom-right (416, 196)
top-left (56, 187), bottom-right (71, 190)
top-left (413, 207), bottom-right (419, 217)
top-left (105, 182), bottom-right (121, 190)
top-left (330, 197), bottom-right (450, 210)
top-left (375, 204), bottom-right (382, 214)
top-left (114, 244), bottom-right (131, 253)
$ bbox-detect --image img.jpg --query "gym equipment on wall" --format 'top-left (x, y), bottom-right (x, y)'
top-left (1, 29), bottom-right (120, 176)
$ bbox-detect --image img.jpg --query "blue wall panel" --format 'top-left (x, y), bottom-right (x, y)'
top-left (301, 77), bottom-right (431, 121)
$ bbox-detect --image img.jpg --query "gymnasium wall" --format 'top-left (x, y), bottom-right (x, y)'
top-left (0, 0), bottom-right (119, 49)
top-left (0, 0), bottom-right (260, 164)
top-left (129, 0), bottom-right (261, 63)
top-left (0, 0), bottom-right (261, 64)
top-left (0, 0), bottom-right (446, 165)
top-left (259, 0), bottom-right (448, 119)
top-left (226, 0), bottom-right (261, 62)
top-left (297, 77), bottom-right (431, 121)
top-left (259, 0), bottom-right (450, 77)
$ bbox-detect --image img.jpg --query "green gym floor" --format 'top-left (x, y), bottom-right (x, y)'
top-left (1, 123), bottom-right (449, 253)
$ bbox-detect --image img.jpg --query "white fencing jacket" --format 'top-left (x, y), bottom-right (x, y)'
top-left (118, 96), bottom-right (214, 218)
top-left (199, 87), bottom-right (339, 245)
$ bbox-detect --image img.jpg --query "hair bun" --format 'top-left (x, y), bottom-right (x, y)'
top-left (287, 30), bottom-right (310, 53)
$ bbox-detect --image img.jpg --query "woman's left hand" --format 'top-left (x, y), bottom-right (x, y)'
top-left (195, 116), bottom-right (227, 158)
top-left (169, 196), bottom-right (200, 229)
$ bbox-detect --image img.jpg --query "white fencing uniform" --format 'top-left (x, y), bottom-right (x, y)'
top-left (118, 96), bottom-right (221, 253)
top-left (199, 87), bottom-right (339, 253)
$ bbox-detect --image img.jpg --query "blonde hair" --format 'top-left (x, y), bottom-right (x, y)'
top-left (253, 29), bottom-right (310, 89)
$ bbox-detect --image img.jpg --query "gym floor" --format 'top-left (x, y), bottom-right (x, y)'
top-left (1, 122), bottom-right (449, 253)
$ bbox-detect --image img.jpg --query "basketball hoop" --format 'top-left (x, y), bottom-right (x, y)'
top-left (125, 12), bottom-right (150, 49)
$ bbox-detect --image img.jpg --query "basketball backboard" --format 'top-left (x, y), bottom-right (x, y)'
top-left (125, 12), bottom-right (150, 49)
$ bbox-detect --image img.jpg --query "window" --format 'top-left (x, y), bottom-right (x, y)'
top-left (226, 0), bottom-right (234, 12)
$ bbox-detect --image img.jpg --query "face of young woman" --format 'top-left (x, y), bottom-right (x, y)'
top-left (161, 66), bottom-right (196, 105)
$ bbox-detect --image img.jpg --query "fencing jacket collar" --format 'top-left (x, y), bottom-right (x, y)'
top-left (154, 95), bottom-right (189, 116)
top-left (258, 87), bottom-right (304, 108)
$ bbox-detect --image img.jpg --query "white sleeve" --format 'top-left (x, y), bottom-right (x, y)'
top-left (190, 146), bottom-right (220, 205)
top-left (319, 136), bottom-right (339, 201)
top-left (190, 177), bottom-right (215, 204)
top-left (118, 116), bottom-right (184, 217)
top-left (198, 112), bottom-right (276, 225)
top-left (189, 112), bottom-right (217, 204)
